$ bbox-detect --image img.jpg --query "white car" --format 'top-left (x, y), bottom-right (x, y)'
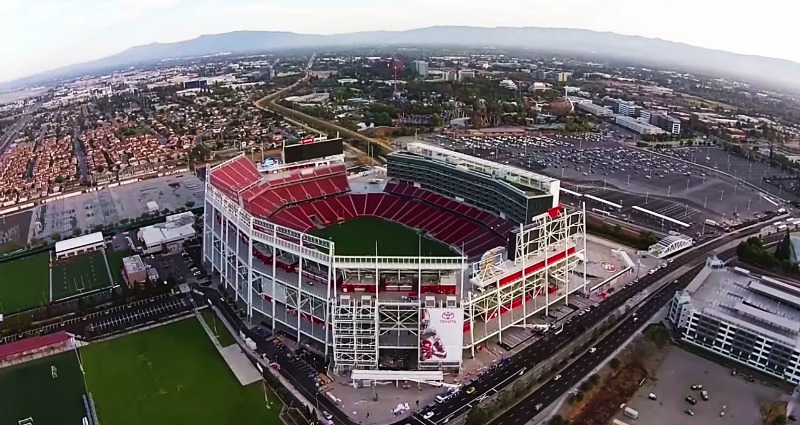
top-left (589, 347), bottom-right (597, 354)
top-left (554, 374), bottom-right (562, 381)
top-left (423, 412), bottom-right (434, 419)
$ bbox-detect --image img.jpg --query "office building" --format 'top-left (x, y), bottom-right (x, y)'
top-left (575, 102), bottom-right (613, 118)
top-left (639, 110), bottom-right (682, 135)
top-left (613, 115), bottom-right (665, 135)
top-left (668, 257), bottom-right (800, 384)
top-left (534, 70), bottom-right (548, 80)
top-left (606, 99), bottom-right (641, 117)
top-left (413, 60), bottom-right (429, 78)
top-left (457, 69), bottom-right (475, 81)
top-left (554, 72), bottom-right (571, 83)
top-left (652, 113), bottom-right (682, 135)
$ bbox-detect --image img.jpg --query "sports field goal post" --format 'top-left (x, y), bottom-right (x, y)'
top-left (51, 365), bottom-right (58, 378)
top-left (19, 417), bottom-right (33, 425)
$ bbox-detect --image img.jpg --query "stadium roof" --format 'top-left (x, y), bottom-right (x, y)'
top-left (54, 232), bottom-right (104, 254)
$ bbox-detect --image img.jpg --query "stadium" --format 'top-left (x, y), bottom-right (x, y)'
top-left (203, 138), bottom-right (588, 373)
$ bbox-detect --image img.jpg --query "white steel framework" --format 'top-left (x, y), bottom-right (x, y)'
top-left (203, 157), bottom-right (587, 373)
top-left (648, 235), bottom-right (692, 259)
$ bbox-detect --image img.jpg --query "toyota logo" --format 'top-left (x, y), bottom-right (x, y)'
top-left (442, 311), bottom-right (454, 320)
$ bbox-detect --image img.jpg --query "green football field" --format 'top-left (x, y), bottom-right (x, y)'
top-left (0, 351), bottom-right (88, 425)
top-left (0, 251), bottom-right (51, 313)
top-left (311, 217), bottom-right (457, 256)
top-left (51, 250), bottom-right (113, 300)
top-left (80, 319), bottom-right (279, 425)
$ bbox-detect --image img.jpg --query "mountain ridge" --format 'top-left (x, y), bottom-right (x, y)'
top-left (7, 26), bottom-right (800, 91)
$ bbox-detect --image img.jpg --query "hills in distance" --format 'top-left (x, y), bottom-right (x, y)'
top-left (10, 26), bottom-right (800, 92)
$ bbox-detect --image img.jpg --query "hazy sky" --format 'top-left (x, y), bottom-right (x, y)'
top-left (1, 0), bottom-right (797, 82)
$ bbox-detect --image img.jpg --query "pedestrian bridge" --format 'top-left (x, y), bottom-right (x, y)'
top-left (648, 235), bottom-right (693, 259)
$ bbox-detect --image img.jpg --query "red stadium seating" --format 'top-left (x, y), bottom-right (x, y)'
top-left (209, 156), bottom-right (261, 198)
top-left (275, 191), bottom-right (508, 258)
top-left (213, 161), bottom-right (513, 258)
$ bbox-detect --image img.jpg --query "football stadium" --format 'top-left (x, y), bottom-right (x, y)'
top-left (204, 138), bottom-right (588, 372)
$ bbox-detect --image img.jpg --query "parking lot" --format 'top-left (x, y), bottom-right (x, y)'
top-left (92, 295), bottom-right (190, 333)
top-left (421, 134), bottom-right (787, 235)
top-left (621, 347), bottom-right (785, 425)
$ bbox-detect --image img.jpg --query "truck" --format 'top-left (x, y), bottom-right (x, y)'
top-left (623, 407), bottom-right (639, 419)
top-left (704, 219), bottom-right (718, 227)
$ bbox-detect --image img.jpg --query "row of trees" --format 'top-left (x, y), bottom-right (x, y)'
top-left (738, 234), bottom-right (800, 274)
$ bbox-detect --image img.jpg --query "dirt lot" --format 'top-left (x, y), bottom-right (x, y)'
top-left (620, 347), bottom-right (787, 425)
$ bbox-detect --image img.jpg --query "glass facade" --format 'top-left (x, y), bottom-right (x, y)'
top-left (387, 153), bottom-right (553, 225)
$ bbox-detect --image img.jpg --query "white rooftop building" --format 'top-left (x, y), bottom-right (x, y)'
top-left (136, 212), bottom-right (197, 254)
top-left (54, 232), bottom-right (105, 259)
top-left (668, 257), bottom-right (800, 384)
top-left (613, 115), bottom-right (666, 135)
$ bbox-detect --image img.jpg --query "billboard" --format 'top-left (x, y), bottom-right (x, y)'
top-left (257, 157), bottom-right (281, 172)
top-left (283, 138), bottom-right (343, 164)
top-left (420, 308), bottom-right (464, 363)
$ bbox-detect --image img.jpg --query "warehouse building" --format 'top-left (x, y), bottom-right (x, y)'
top-left (613, 115), bottom-right (665, 135)
top-left (136, 212), bottom-right (197, 254)
top-left (668, 257), bottom-right (800, 384)
top-left (575, 101), bottom-right (613, 118)
top-left (54, 232), bottom-right (105, 260)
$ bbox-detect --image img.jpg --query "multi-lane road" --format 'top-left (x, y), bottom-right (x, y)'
top-left (410, 222), bottom-right (781, 425)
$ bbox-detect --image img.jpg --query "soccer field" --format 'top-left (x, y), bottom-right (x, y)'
top-left (0, 351), bottom-right (88, 425)
top-left (311, 217), bottom-right (457, 256)
top-left (81, 319), bottom-right (279, 425)
top-left (0, 251), bottom-right (51, 313)
top-left (51, 251), bottom-right (113, 300)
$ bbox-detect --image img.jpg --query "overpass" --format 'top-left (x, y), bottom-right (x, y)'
top-left (254, 71), bottom-right (390, 164)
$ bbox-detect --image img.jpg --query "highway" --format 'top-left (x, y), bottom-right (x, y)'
top-left (410, 222), bottom-right (781, 425)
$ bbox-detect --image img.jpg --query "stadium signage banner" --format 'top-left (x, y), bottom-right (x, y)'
top-left (420, 308), bottom-right (464, 363)
top-left (300, 136), bottom-right (316, 145)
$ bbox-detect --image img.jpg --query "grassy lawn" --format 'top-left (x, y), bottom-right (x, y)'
top-left (104, 248), bottom-right (132, 286)
top-left (51, 251), bottom-right (112, 300)
top-left (311, 217), bottom-right (457, 256)
top-left (200, 309), bottom-right (238, 347)
top-left (81, 319), bottom-right (279, 425)
top-left (0, 351), bottom-right (88, 425)
top-left (0, 251), bottom-right (51, 313)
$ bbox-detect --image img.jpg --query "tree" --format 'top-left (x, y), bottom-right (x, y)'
top-left (185, 201), bottom-right (195, 208)
top-left (465, 406), bottom-right (489, 425)
top-left (772, 414), bottom-right (788, 425)
top-left (72, 228), bottom-right (82, 236)
top-left (609, 357), bottom-right (621, 369)
top-left (775, 231), bottom-right (792, 261)
top-left (51, 232), bottom-right (62, 241)
top-left (548, 414), bottom-right (567, 425)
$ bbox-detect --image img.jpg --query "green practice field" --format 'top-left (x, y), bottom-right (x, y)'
top-left (200, 309), bottom-right (237, 347)
top-left (0, 251), bottom-right (51, 313)
top-left (0, 351), bottom-right (88, 425)
top-left (81, 319), bottom-right (278, 425)
top-left (51, 250), bottom-right (113, 300)
top-left (311, 217), bottom-right (457, 256)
